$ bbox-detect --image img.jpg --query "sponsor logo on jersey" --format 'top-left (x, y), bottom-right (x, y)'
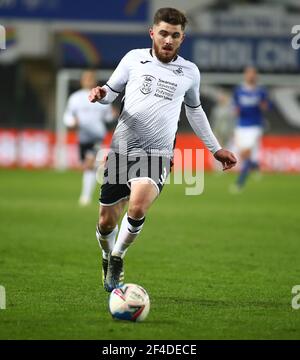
top-left (173, 66), bottom-right (184, 76)
top-left (140, 75), bottom-right (156, 95)
top-left (140, 60), bottom-right (151, 64)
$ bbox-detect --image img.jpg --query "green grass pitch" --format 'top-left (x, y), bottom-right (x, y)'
top-left (0, 168), bottom-right (299, 339)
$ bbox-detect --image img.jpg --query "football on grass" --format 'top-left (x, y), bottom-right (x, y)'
top-left (109, 283), bottom-right (150, 322)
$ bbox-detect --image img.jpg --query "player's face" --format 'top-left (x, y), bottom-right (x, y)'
top-left (81, 71), bottom-right (97, 90)
top-left (244, 67), bottom-right (257, 85)
top-left (149, 21), bottom-right (185, 63)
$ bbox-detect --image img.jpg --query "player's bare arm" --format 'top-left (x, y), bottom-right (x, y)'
top-left (88, 86), bottom-right (107, 103)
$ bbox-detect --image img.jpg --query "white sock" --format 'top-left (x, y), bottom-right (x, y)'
top-left (112, 213), bottom-right (145, 258)
top-left (81, 170), bottom-right (96, 201)
top-left (96, 225), bottom-right (118, 260)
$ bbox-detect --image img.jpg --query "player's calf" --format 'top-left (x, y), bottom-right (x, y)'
top-left (105, 214), bottom-right (146, 292)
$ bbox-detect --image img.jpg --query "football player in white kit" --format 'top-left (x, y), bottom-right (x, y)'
top-left (63, 70), bottom-right (115, 206)
top-left (89, 8), bottom-right (237, 292)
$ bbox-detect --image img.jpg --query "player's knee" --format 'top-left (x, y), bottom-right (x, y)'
top-left (84, 154), bottom-right (95, 169)
top-left (98, 213), bottom-right (116, 233)
top-left (128, 203), bottom-right (146, 219)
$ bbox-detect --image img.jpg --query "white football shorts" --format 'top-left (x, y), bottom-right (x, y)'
top-left (234, 126), bottom-right (262, 161)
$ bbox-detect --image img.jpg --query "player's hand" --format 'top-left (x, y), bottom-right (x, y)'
top-left (214, 149), bottom-right (237, 171)
top-left (88, 86), bottom-right (107, 103)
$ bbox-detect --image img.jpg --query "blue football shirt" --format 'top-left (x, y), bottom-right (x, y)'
top-left (233, 85), bottom-right (268, 127)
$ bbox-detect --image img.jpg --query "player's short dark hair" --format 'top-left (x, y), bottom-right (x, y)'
top-left (153, 8), bottom-right (187, 30)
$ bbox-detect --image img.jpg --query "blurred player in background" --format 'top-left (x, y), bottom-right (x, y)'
top-left (231, 66), bottom-right (270, 192)
top-left (211, 91), bottom-right (235, 149)
top-left (63, 70), bottom-right (116, 206)
top-left (89, 8), bottom-right (237, 292)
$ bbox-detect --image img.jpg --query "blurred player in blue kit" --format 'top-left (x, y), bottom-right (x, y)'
top-left (232, 67), bottom-right (270, 192)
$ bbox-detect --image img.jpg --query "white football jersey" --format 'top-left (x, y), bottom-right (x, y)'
top-left (63, 89), bottom-right (114, 144)
top-left (104, 48), bottom-right (202, 157)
